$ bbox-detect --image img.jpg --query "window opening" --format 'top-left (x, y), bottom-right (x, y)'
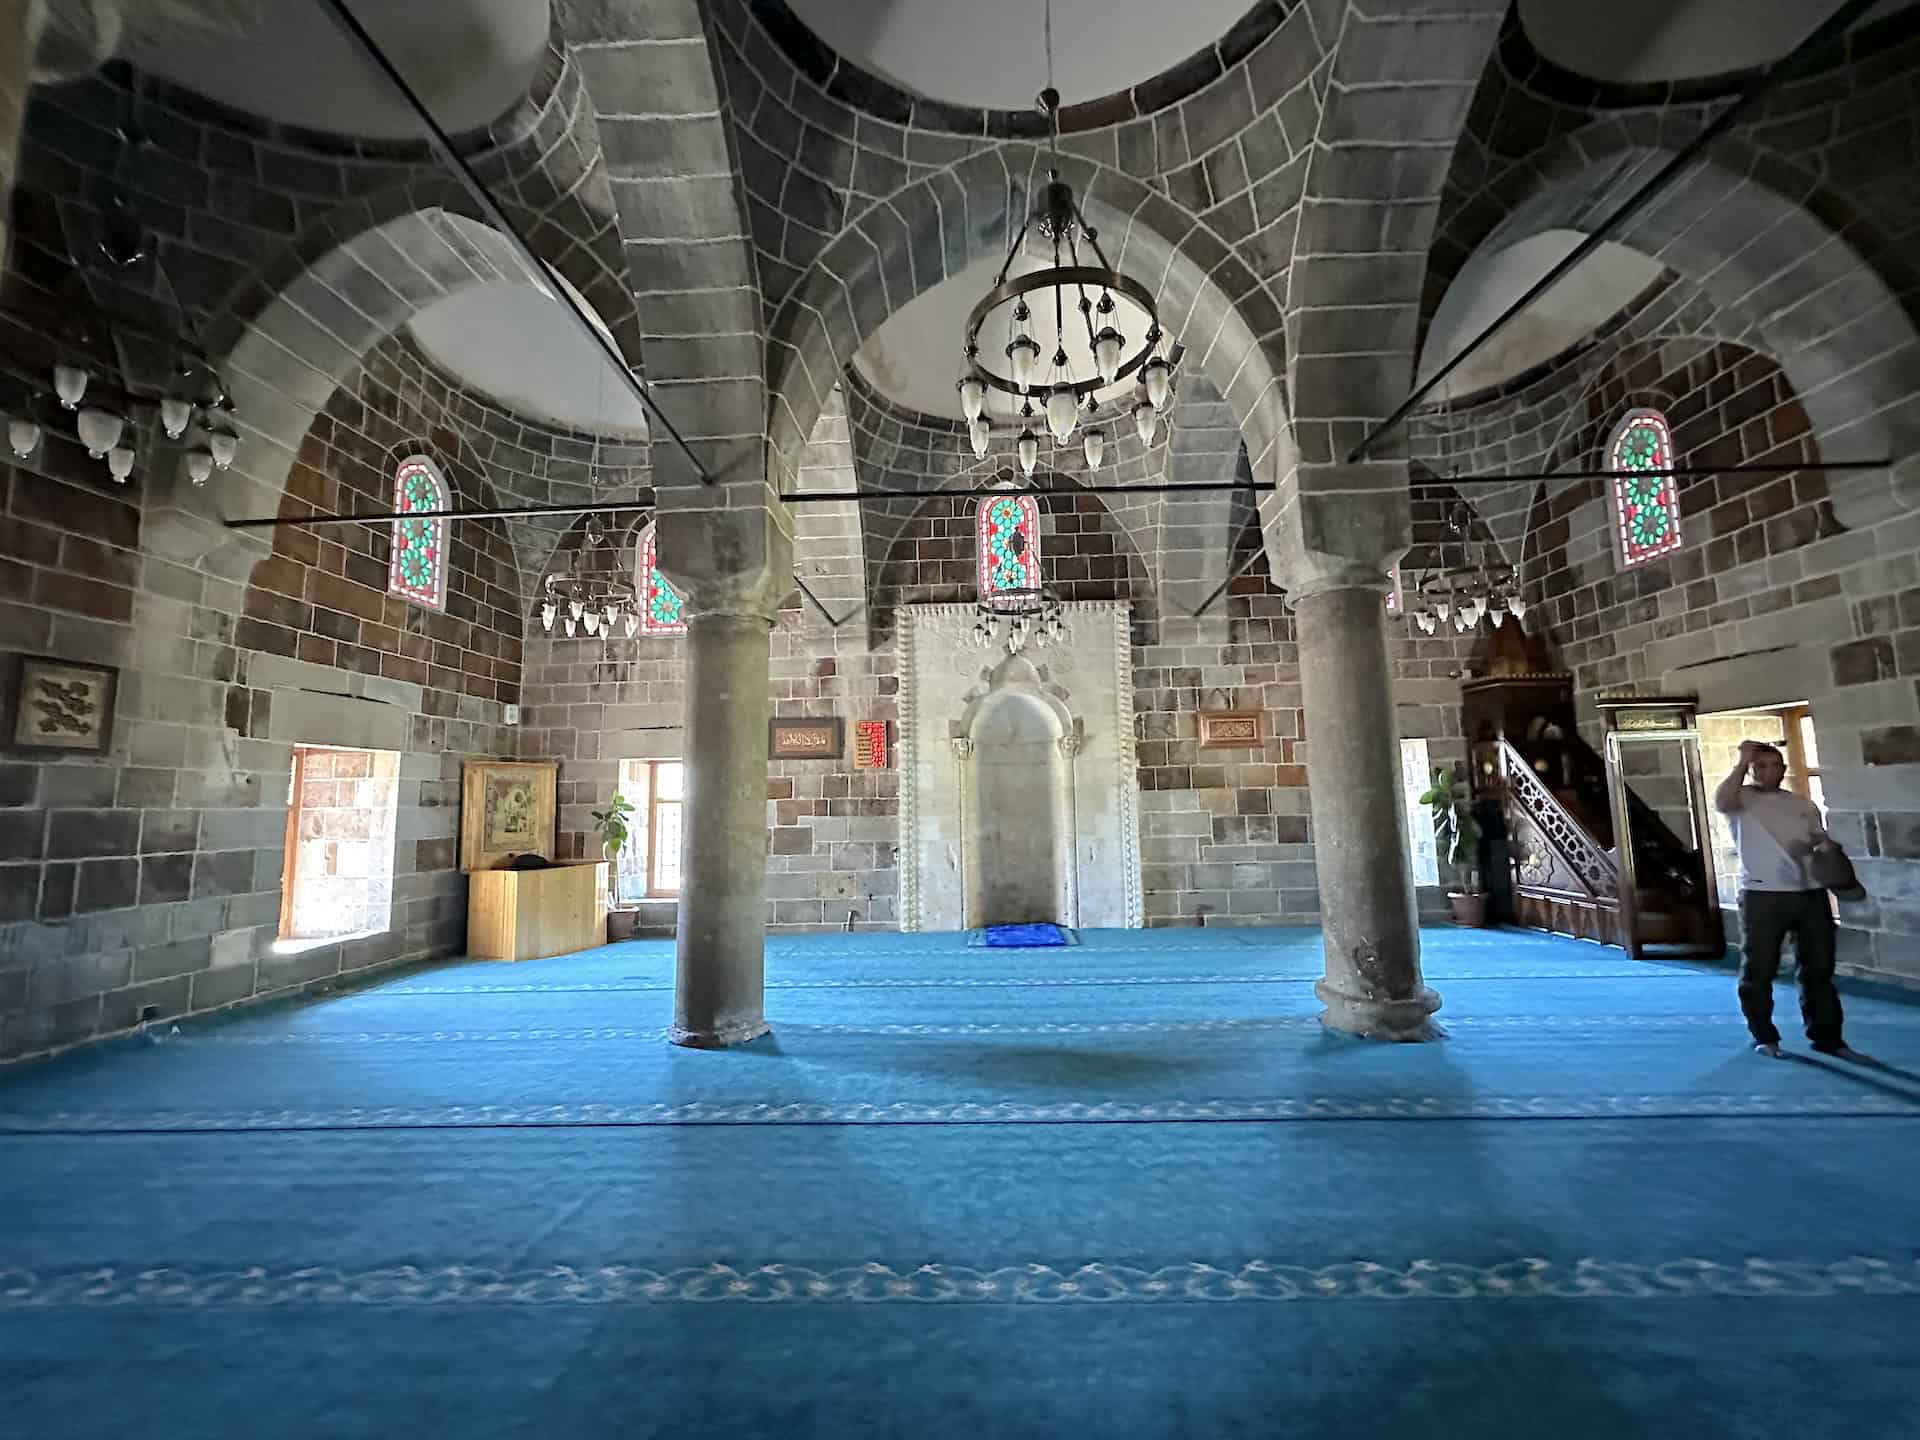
top-left (614, 759), bottom-right (685, 902)
top-left (1606, 409), bottom-right (1683, 569)
top-left (977, 492), bottom-right (1041, 597)
top-left (389, 455), bottom-right (449, 609)
top-left (1399, 738), bottom-right (1440, 887)
top-left (278, 745), bottom-right (401, 944)
top-left (635, 521), bottom-right (687, 636)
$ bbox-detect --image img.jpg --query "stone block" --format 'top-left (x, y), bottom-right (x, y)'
top-left (1863, 726), bottom-right (1920, 766)
top-left (134, 936), bottom-right (213, 983)
top-left (45, 809), bottom-right (138, 860)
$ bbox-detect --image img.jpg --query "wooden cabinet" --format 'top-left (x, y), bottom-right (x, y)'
top-left (467, 862), bottom-right (609, 962)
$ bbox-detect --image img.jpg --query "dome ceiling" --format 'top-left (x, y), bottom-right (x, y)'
top-left (784, 0), bottom-right (1259, 112)
top-left (1517, 0), bottom-right (1910, 86)
top-left (125, 0), bottom-right (549, 140)
top-left (406, 281), bottom-right (649, 438)
top-left (1418, 232), bottom-right (1665, 398)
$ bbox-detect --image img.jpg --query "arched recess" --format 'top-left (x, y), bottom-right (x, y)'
top-left (1467, 131), bottom-right (1920, 527)
top-left (952, 654), bottom-right (1081, 929)
top-left (765, 154), bottom-right (1295, 516)
top-left (157, 196), bottom-right (641, 578)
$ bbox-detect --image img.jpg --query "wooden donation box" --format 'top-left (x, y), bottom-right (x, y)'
top-left (467, 862), bottom-right (609, 962)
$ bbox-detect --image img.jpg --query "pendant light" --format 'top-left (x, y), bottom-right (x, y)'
top-left (160, 397), bottom-right (193, 439)
top-left (957, 375), bottom-right (986, 422)
top-left (1081, 427), bottom-right (1105, 469)
top-left (1044, 382), bottom-right (1078, 443)
top-left (969, 415), bottom-right (991, 458)
top-left (1142, 355), bottom-right (1172, 410)
top-left (53, 364), bottom-right (87, 409)
top-left (1016, 427), bottom-right (1039, 478)
top-left (8, 418), bottom-right (39, 458)
top-left (1131, 401), bottom-right (1156, 444)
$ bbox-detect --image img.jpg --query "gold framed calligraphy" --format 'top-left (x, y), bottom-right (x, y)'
top-left (769, 717), bottom-right (843, 760)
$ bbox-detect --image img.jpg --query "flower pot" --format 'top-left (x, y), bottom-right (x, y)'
top-left (1447, 891), bottom-right (1487, 927)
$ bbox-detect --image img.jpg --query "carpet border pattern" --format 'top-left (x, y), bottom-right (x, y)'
top-left (3, 1258), bottom-right (1916, 1309)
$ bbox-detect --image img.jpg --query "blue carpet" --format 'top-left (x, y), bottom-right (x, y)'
top-left (3, 925), bottom-right (1919, 1438)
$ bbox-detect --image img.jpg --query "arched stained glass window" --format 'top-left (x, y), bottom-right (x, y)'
top-left (635, 521), bottom-right (687, 636)
top-left (977, 492), bottom-right (1041, 597)
top-left (1607, 409), bottom-right (1683, 568)
top-left (389, 455), bottom-right (448, 609)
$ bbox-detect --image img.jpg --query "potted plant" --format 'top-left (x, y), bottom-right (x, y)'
top-left (590, 792), bottom-right (635, 865)
top-left (1418, 764), bottom-right (1486, 926)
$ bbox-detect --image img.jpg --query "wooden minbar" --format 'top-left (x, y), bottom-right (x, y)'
top-left (467, 862), bottom-right (609, 962)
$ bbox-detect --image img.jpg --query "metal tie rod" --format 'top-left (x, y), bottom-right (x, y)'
top-left (316, 0), bottom-right (713, 485)
top-left (1348, 0), bottom-right (1884, 464)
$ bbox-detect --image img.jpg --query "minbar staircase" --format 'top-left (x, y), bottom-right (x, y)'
top-left (1496, 735), bottom-right (1715, 950)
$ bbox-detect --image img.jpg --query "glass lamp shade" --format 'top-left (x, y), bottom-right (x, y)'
top-left (1006, 334), bottom-right (1040, 389)
top-left (1082, 427), bottom-right (1105, 469)
top-left (160, 396), bottom-right (193, 439)
top-left (1045, 384), bottom-right (1078, 443)
top-left (76, 407), bottom-right (124, 458)
top-left (957, 375), bottom-right (987, 422)
top-left (185, 451), bottom-right (213, 486)
top-left (969, 415), bottom-right (991, 458)
top-left (1131, 401), bottom-right (1156, 444)
top-left (8, 417), bottom-right (39, 458)
top-left (541, 601), bottom-right (558, 632)
top-left (208, 430), bottom-right (238, 469)
top-left (603, 603), bottom-right (618, 628)
top-left (1433, 599), bottom-right (1451, 622)
top-left (569, 598), bottom-right (585, 621)
top-left (53, 364), bottom-right (87, 409)
top-left (583, 612), bottom-right (600, 636)
top-left (1093, 327), bottom-right (1124, 384)
top-left (564, 617), bottom-right (578, 638)
top-left (1016, 427), bottom-right (1039, 478)
top-left (624, 612), bottom-right (639, 639)
top-left (1508, 593), bottom-right (1528, 619)
top-left (106, 445), bottom-right (135, 482)
top-left (1143, 356), bottom-right (1172, 410)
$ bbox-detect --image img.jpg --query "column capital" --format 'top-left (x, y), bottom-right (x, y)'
top-left (1262, 460), bottom-right (1411, 600)
top-left (656, 495), bottom-right (794, 624)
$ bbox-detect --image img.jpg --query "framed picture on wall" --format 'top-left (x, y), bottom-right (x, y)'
top-left (1197, 710), bottom-right (1264, 749)
top-left (769, 717), bottom-right (843, 760)
top-left (460, 760), bottom-right (559, 872)
top-left (8, 654), bottom-right (118, 754)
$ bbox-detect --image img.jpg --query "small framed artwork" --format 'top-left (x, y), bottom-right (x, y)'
top-left (9, 654), bottom-right (118, 754)
top-left (1198, 710), bottom-right (1264, 749)
top-left (460, 760), bottom-right (559, 872)
top-left (769, 717), bottom-right (843, 760)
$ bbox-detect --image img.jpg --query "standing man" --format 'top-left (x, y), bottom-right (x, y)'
top-left (1712, 739), bottom-right (1862, 1060)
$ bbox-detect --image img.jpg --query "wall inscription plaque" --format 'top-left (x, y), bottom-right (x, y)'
top-left (769, 717), bottom-right (844, 759)
top-left (1198, 710), bottom-right (1264, 748)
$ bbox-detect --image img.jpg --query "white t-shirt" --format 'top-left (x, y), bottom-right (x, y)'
top-left (1727, 786), bottom-right (1825, 891)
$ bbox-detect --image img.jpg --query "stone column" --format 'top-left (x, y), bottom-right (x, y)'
top-left (1293, 576), bottom-right (1438, 1038)
top-left (670, 605), bottom-right (777, 1047)
top-left (1266, 461), bottom-right (1440, 1039)
top-left (656, 496), bottom-right (792, 1049)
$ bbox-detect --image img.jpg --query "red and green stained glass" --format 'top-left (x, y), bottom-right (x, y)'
top-left (636, 522), bottom-right (686, 637)
top-left (388, 457), bottom-right (448, 609)
top-left (977, 493), bottom-right (1040, 597)
top-left (1608, 409), bottom-right (1682, 567)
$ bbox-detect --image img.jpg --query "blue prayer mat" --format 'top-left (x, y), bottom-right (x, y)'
top-left (981, 923), bottom-right (1072, 947)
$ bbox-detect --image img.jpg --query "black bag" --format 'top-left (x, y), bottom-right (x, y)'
top-left (1810, 841), bottom-right (1866, 903)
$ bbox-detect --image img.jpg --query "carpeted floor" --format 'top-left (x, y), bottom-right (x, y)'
top-left (4, 924), bottom-right (1919, 1438)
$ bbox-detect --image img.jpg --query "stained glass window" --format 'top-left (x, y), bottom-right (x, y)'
top-left (1607, 409), bottom-right (1683, 568)
top-left (388, 456), bottom-right (448, 609)
top-left (977, 492), bottom-right (1041, 597)
top-left (635, 521), bottom-right (687, 637)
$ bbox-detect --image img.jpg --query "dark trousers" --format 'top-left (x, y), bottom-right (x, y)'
top-left (1738, 889), bottom-right (1843, 1049)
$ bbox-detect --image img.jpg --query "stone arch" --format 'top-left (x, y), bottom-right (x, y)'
top-left (765, 153), bottom-right (1294, 509)
top-left (152, 199), bottom-right (637, 578)
top-left (1469, 131), bottom-right (1920, 526)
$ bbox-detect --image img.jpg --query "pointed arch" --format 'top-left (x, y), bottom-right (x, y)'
top-left (389, 455), bottom-right (449, 610)
top-left (977, 492), bottom-right (1041, 599)
top-left (1606, 408), bottom-right (1683, 569)
top-left (635, 521), bottom-right (688, 636)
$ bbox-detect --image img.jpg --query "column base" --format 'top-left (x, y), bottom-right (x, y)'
top-left (667, 1017), bottom-right (771, 1049)
top-left (1314, 977), bottom-right (1442, 1041)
